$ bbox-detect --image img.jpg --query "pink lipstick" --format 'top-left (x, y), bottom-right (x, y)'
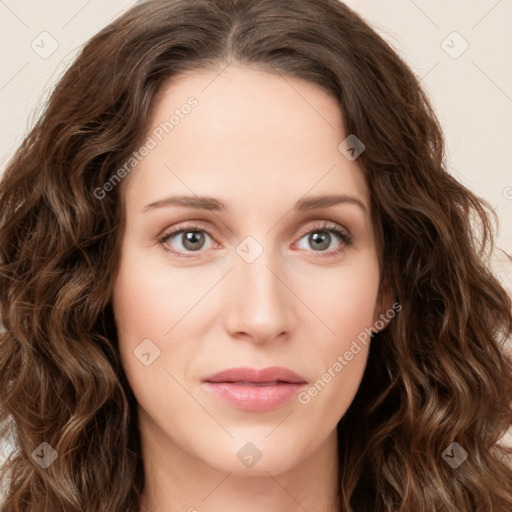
top-left (202, 366), bottom-right (307, 412)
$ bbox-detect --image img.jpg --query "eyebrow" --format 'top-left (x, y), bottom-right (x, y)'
top-left (143, 194), bottom-right (367, 213)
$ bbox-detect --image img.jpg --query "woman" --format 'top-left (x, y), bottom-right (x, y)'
top-left (1, 0), bottom-right (511, 510)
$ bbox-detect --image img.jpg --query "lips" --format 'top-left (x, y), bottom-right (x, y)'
top-left (203, 366), bottom-right (307, 385)
top-left (202, 366), bottom-right (307, 412)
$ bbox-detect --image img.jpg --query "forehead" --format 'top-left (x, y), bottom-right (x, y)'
top-left (123, 65), bottom-right (369, 216)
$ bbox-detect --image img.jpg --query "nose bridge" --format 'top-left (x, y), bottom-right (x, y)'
top-left (224, 239), bottom-right (296, 341)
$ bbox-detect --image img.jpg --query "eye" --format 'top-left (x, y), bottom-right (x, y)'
top-left (158, 221), bottom-right (353, 258)
top-left (294, 222), bottom-right (353, 255)
top-left (158, 224), bottom-right (214, 257)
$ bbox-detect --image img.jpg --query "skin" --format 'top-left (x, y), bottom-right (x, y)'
top-left (112, 64), bottom-right (393, 512)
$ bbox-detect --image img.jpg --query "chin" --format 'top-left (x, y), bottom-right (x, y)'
top-left (186, 428), bottom-right (318, 476)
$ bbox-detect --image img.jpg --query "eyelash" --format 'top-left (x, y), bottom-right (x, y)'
top-left (157, 221), bottom-right (353, 258)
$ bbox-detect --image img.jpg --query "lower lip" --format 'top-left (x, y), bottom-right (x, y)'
top-left (202, 382), bottom-right (306, 411)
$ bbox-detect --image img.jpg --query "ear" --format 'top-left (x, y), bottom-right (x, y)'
top-left (372, 278), bottom-right (397, 333)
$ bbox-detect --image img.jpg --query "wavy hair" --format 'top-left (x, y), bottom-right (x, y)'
top-left (1, 0), bottom-right (512, 510)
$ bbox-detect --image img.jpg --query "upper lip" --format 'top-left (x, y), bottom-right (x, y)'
top-left (202, 366), bottom-right (307, 384)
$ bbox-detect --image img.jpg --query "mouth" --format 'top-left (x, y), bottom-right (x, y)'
top-left (219, 380), bottom-right (293, 386)
top-left (201, 366), bottom-right (307, 412)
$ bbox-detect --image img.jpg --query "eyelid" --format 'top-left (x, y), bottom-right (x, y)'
top-left (294, 220), bottom-right (351, 243)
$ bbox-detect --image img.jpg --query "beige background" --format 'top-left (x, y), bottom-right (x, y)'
top-left (1, 0), bottom-right (512, 476)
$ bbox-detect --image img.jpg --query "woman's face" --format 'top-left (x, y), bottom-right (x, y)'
top-left (112, 65), bottom-right (391, 476)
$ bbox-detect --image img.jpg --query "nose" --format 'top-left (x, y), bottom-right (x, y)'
top-left (223, 245), bottom-right (297, 344)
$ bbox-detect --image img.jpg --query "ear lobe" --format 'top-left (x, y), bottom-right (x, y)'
top-left (373, 278), bottom-right (396, 332)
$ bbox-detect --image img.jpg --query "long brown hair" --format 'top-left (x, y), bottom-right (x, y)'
top-left (1, 0), bottom-right (511, 510)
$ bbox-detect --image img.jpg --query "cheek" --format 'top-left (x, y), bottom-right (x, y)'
top-left (295, 254), bottom-right (379, 415)
top-left (112, 247), bottom-right (211, 394)
top-left (112, 248), bottom-right (201, 340)
top-left (305, 252), bottom-right (381, 347)
top-left (112, 249), bottom-right (170, 384)
top-left (112, 269), bottom-right (176, 420)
